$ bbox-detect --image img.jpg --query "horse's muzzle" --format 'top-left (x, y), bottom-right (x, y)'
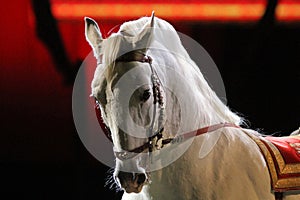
top-left (117, 171), bottom-right (147, 193)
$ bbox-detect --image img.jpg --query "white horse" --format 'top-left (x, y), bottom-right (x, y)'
top-left (85, 13), bottom-right (300, 200)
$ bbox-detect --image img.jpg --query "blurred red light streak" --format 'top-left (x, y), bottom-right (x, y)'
top-left (51, 3), bottom-right (300, 22)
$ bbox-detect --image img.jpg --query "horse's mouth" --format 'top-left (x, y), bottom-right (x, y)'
top-left (123, 182), bottom-right (145, 193)
top-left (118, 172), bottom-right (147, 193)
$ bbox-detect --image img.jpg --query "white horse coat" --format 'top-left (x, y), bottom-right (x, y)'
top-left (85, 14), bottom-right (300, 200)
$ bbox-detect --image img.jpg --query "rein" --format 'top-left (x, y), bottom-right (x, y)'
top-left (114, 122), bottom-right (239, 160)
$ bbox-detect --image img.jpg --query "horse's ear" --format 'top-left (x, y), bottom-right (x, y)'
top-left (150, 11), bottom-right (155, 27)
top-left (132, 11), bottom-right (155, 51)
top-left (85, 17), bottom-right (103, 58)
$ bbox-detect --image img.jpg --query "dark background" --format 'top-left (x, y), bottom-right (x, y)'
top-left (1, 0), bottom-right (299, 199)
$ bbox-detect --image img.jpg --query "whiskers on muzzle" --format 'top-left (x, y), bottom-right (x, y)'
top-left (104, 168), bottom-right (124, 192)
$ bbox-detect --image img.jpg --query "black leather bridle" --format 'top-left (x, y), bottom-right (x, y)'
top-left (94, 51), bottom-right (239, 160)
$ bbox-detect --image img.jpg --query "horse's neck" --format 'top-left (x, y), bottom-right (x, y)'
top-left (162, 65), bottom-right (235, 135)
top-left (144, 128), bottom-right (274, 200)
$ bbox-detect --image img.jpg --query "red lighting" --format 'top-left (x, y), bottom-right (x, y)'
top-left (51, 2), bottom-right (300, 22)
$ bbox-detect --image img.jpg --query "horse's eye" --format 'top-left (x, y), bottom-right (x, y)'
top-left (141, 89), bottom-right (151, 102)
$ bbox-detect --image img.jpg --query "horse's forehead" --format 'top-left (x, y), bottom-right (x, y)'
top-left (109, 62), bottom-right (152, 92)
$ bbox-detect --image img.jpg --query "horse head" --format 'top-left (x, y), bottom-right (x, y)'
top-left (85, 13), bottom-right (170, 193)
top-left (85, 13), bottom-right (241, 194)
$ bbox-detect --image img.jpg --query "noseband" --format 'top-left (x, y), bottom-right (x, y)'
top-left (94, 51), bottom-right (239, 160)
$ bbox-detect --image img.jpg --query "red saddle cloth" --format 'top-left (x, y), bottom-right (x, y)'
top-left (248, 133), bottom-right (300, 192)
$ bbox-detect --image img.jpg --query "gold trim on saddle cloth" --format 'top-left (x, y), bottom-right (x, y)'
top-left (244, 131), bottom-right (300, 192)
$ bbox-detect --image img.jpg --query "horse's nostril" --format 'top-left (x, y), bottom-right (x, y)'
top-left (136, 173), bottom-right (146, 185)
top-left (117, 171), bottom-right (131, 183)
